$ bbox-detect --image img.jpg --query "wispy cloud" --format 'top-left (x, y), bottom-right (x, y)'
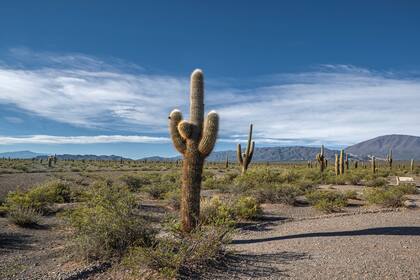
top-left (0, 135), bottom-right (170, 145)
top-left (0, 49), bottom-right (420, 145)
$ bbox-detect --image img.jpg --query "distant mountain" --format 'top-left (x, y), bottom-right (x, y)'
top-left (36, 154), bottom-right (132, 161)
top-left (345, 134), bottom-right (420, 160)
top-left (0, 150), bottom-right (46, 159)
top-left (206, 146), bottom-right (339, 162)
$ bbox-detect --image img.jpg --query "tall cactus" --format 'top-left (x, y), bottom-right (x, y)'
top-left (345, 153), bottom-right (349, 170)
top-left (225, 154), bottom-right (229, 169)
top-left (168, 69), bottom-right (219, 233)
top-left (237, 124), bottom-right (255, 174)
top-left (387, 149), bottom-right (393, 170)
top-left (411, 159), bottom-right (414, 173)
top-left (371, 156), bottom-right (376, 174)
top-left (339, 149), bottom-right (345, 175)
top-left (316, 145), bottom-right (326, 173)
top-left (335, 154), bottom-right (339, 176)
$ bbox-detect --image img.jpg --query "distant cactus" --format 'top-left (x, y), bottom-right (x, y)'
top-left (237, 124), bottom-right (255, 174)
top-left (339, 150), bottom-right (345, 175)
top-left (53, 154), bottom-right (57, 164)
top-left (316, 145), bottom-right (326, 173)
top-left (168, 69), bottom-right (219, 232)
top-left (387, 149), bottom-right (393, 169)
top-left (48, 156), bottom-right (53, 168)
top-left (225, 154), bottom-right (229, 169)
top-left (345, 153), bottom-right (349, 170)
top-left (411, 159), bottom-right (414, 173)
top-left (335, 154), bottom-right (339, 176)
top-left (354, 161), bottom-right (358, 169)
top-left (371, 156), bottom-right (376, 174)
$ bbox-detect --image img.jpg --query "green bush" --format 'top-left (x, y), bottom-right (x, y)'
top-left (7, 206), bottom-right (41, 227)
top-left (5, 180), bottom-right (72, 214)
top-left (165, 189), bottom-right (181, 210)
top-left (200, 196), bottom-right (234, 226)
top-left (306, 190), bottom-right (347, 213)
top-left (124, 224), bottom-right (231, 278)
top-left (344, 190), bottom-right (358, 200)
top-left (396, 184), bottom-right (417, 195)
top-left (365, 178), bottom-right (388, 188)
top-left (65, 182), bottom-right (156, 261)
top-left (364, 187), bottom-right (405, 207)
top-left (233, 196), bottom-right (262, 219)
top-left (120, 174), bottom-right (151, 191)
top-left (144, 183), bottom-right (174, 199)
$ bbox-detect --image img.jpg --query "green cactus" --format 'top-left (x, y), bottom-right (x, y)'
top-left (411, 159), bottom-right (414, 173)
top-left (387, 149), bottom-right (393, 170)
top-left (316, 145), bottom-right (326, 173)
top-left (168, 69), bottom-right (219, 233)
top-left (335, 154), bottom-right (339, 176)
top-left (371, 156), bottom-right (376, 174)
top-left (225, 154), bottom-right (229, 169)
top-left (339, 149), bottom-right (345, 175)
top-left (345, 153), bottom-right (349, 170)
top-left (237, 124), bottom-right (255, 174)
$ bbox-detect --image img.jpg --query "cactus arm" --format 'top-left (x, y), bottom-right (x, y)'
top-left (178, 120), bottom-right (194, 140)
top-left (237, 143), bottom-right (243, 165)
top-left (190, 69), bottom-right (204, 135)
top-left (245, 124), bottom-right (253, 156)
top-left (248, 141), bottom-right (255, 163)
top-left (169, 109), bottom-right (186, 154)
top-left (199, 111), bottom-right (219, 157)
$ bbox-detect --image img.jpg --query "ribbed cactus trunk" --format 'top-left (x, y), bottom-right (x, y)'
top-left (339, 150), bottom-right (345, 175)
top-left (316, 145), bottom-right (326, 173)
top-left (335, 154), bottom-right (339, 176)
top-left (169, 69), bottom-right (219, 233)
top-left (371, 156), bottom-right (376, 174)
top-left (237, 124), bottom-right (255, 174)
top-left (387, 149), bottom-right (393, 170)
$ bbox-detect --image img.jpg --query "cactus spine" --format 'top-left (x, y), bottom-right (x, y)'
top-left (339, 149), bottom-right (345, 175)
top-left (371, 156), bottom-right (376, 174)
top-left (169, 69), bottom-right (219, 233)
top-left (316, 145), bottom-right (326, 173)
top-left (237, 124), bottom-right (255, 174)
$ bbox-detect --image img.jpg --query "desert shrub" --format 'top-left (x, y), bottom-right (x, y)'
top-left (252, 184), bottom-right (303, 205)
top-left (65, 182), bottom-right (155, 261)
top-left (396, 184), bottom-right (418, 195)
top-left (144, 183), bottom-right (174, 199)
top-left (364, 187), bottom-right (404, 208)
top-left (202, 175), bottom-right (232, 191)
top-left (344, 190), bottom-right (358, 200)
top-left (165, 189), bottom-right (181, 210)
top-left (200, 196), bottom-right (234, 226)
top-left (5, 180), bottom-right (72, 214)
top-left (306, 190), bottom-right (347, 213)
top-left (120, 174), bottom-right (151, 191)
top-left (365, 178), bottom-right (388, 188)
top-left (124, 224), bottom-right (231, 278)
top-left (7, 206), bottom-right (41, 227)
top-left (233, 196), bottom-right (262, 219)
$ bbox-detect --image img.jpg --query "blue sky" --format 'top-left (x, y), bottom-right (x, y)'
top-left (0, 1), bottom-right (420, 158)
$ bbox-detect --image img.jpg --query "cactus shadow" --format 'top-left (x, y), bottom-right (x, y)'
top-left (182, 251), bottom-right (309, 279)
top-left (0, 232), bottom-right (32, 251)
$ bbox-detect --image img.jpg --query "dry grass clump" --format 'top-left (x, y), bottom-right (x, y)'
top-left (7, 206), bottom-right (42, 227)
top-left (306, 190), bottom-right (347, 213)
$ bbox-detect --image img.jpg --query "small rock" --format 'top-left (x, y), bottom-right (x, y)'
top-left (403, 200), bottom-right (416, 208)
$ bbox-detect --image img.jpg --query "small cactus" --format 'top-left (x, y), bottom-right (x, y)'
top-left (316, 145), bottom-right (326, 173)
top-left (237, 124), bottom-right (255, 174)
top-left (169, 69), bottom-right (219, 232)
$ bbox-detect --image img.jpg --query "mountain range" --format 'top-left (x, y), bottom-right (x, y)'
top-left (1, 134), bottom-right (419, 161)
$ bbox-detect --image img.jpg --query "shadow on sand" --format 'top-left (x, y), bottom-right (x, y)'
top-left (232, 226), bottom-right (420, 245)
top-left (180, 251), bottom-right (309, 279)
top-left (0, 232), bottom-right (32, 251)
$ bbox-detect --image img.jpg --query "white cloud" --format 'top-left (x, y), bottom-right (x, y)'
top-left (0, 135), bottom-right (170, 145)
top-left (0, 50), bottom-right (420, 145)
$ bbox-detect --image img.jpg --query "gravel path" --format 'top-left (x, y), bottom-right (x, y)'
top-left (203, 209), bottom-right (420, 280)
